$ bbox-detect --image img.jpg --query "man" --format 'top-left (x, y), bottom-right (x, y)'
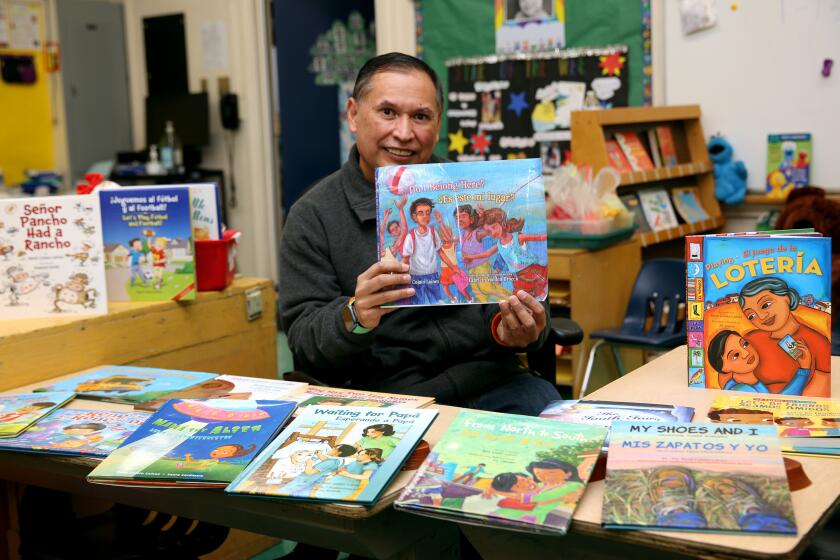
top-left (278, 52), bottom-right (559, 417)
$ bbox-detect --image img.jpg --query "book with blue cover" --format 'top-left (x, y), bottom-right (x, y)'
top-left (0, 392), bottom-right (75, 438)
top-left (375, 159), bottom-right (547, 306)
top-left (226, 406), bottom-right (438, 505)
top-left (87, 399), bottom-right (296, 487)
top-left (34, 365), bottom-right (217, 404)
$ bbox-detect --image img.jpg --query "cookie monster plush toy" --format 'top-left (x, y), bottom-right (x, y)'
top-left (708, 135), bottom-right (747, 205)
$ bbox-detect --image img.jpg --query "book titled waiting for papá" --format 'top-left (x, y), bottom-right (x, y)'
top-left (685, 233), bottom-right (831, 397)
top-left (375, 159), bottom-right (547, 306)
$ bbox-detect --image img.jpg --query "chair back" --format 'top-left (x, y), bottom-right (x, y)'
top-left (620, 258), bottom-right (685, 338)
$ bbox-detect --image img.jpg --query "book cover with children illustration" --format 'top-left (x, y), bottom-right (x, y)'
top-left (35, 365), bottom-right (218, 404)
top-left (375, 159), bottom-right (547, 306)
top-left (286, 386), bottom-right (435, 415)
top-left (0, 392), bottom-right (75, 438)
top-left (135, 375), bottom-right (307, 412)
top-left (88, 399), bottom-right (296, 487)
top-left (98, 186), bottom-right (196, 301)
top-left (395, 410), bottom-right (607, 535)
top-left (603, 421), bottom-right (796, 535)
top-left (0, 195), bottom-right (108, 319)
top-left (766, 133), bottom-right (811, 198)
top-left (686, 233), bottom-right (831, 397)
top-left (0, 408), bottom-right (149, 457)
top-left (226, 406), bottom-right (437, 505)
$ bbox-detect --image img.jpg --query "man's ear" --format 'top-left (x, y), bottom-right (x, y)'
top-left (347, 97), bottom-right (359, 134)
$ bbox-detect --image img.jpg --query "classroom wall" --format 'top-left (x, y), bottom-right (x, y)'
top-left (122, 0), bottom-right (278, 281)
top-left (663, 0), bottom-right (840, 192)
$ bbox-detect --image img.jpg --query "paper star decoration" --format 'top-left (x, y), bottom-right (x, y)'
top-left (507, 91), bottom-right (529, 117)
top-left (599, 53), bottom-right (626, 76)
top-left (448, 129), bottom-right (469, 155)
top-left (470, 132), bottom-right (492, 154)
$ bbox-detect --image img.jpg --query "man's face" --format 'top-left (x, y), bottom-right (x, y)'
top-left (412, 204), bottom-right (432, 227)
top-left (347, 70), bottom-right (441, 182)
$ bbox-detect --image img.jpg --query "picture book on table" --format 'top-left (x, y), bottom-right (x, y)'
top-left (685, 233), bottom-right (831, 397)
top-left (613, 131), bottom-right (654, 171)
top-left (603, 421), bottom-right (796, 535)
top-left (395, 410), bottom-right (607, 535)
top-left (34, 365), bottom-right (218, 404)
top-left (98, 186), bottom-right (197, 301)
top-left (286, 386), bottom-right (434, 413)
top-left (605, 140), bottom-right (633, 173)
top-left (637, 189), bottom-right (679, 232)
top-left (88, 399), bottom-right (296, 487)
top-left (0, 195), bottom-right (107, 319)
top-left (766, 133), bottom-right (811, 198)
top-left (135, 375), bottom-right (307, 412)
top-left (0, 408), bottom-right (149, 457)
top-left (707, 395), bottom-right (840, 456)
top-left (655, 126), bottom-right (679, 167)
top-left (375, 159), bottom-right (547, 306)
top-left (0, 392), bottom-right (75, 438)
top-left (226, 406), bottom-right (437, 504)
top-left (671, 187), bottom-right (709, 224)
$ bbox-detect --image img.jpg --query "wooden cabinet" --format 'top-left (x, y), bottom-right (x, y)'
top-left (571, 105), bottom-right (724, 247)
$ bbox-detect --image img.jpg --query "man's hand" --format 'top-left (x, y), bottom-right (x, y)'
top-left (352, 261), bottom-right (415, 329)
top-left (495, 290), bottom-right (546, 348)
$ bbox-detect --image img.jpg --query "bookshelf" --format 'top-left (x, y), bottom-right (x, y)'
top-left (571, 105), bottom-right (724, 247)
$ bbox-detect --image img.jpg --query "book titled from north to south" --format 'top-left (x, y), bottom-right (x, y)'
top-left (135, 375), bottom-right (307, 412)
top-left (375, 159), bottom-right (547, 306)
top-left (0, 408), bottom-right (149, 457)
top-left (0, 195), bottom-right (107, 319)
top-left (34, 365), bottom-right (217, 404)
top-left (0, 392), bottom-right (75, 438)
top-left (603, 421), bottom-right (796, 535)
top-left (395, 410), bottom-right (607, 535)
top-left (708, 394), bottom-right (840, 455)
top-left (88, 399), bottom-right (296, 487)
top-left (685, 233), bottom-right (831, 397)
top-left (226, 406), bottom-right (437, 505)
top-left (99, 185), bottom-right (207, 301)
top-left (766, 133), bottom-right (811, 198)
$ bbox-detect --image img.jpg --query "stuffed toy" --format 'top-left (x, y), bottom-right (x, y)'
top-left (708, 136), bottom-right (747, 205)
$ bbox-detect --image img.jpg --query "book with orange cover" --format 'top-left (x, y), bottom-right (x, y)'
top-left (605, 140), bottom-right (633, 173)
top-left (613, 132), bottom-right (654, 171)
top-left (655, 126), bottom-right (679, 167)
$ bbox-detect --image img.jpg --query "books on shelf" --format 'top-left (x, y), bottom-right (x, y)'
top-left (287, 386), bottom-right (435, 413)
top-left (226, 406), bottom-right (437, 504)
top-left (613, 132), bottom-right (654, 172)
top-left (0, 392), bottom-right (75, 438)
top-left (707, 395), bottom-right (840, 456)
top-left (88, 399), bottom-right (296, 487)
top-left (605, 140), bottom-right (633, 173)
top-left (685, 232), bottom-right (831, 396)
top-left (655, 126), bottom-right (679, 167)
top-left (646, 129), bottom-right (663, 168)
top-left (0, 408), bottom-right (149, 457)
top-left (603, 421), bottom-right (796, 535)
top-left (375, 159), bottom-right (548, 306)
top-left (637, 189), bottom-right (679, 232)
top-left (395, 410), bottom-right (607, 535)
top-left (618, 194), bottom-right (650, 233)
top-left (135, 375), bottom-right (307, 412)
top-left (0, 195), bottom-right (108, 319)
top-left (671, 187), bottom-right (709, 224)
top-left (766, 133), bottom-right (811, 198)
top-left (34, 365), bottom-right (218, 404)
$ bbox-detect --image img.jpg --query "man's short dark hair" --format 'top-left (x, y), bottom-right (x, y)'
top-left (352, 52), bottom-right (443, 111)
top-left (410, 197), bottom-right (434, 215)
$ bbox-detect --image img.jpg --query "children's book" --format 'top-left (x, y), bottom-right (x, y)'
top-left (766, 133), bottom-right (811, 198)
top-left (605, 140), bottom-right (633, 173)
top-left (646, 129), bottom-right (663, 168)
top-left (671, 187), bottom-right (710, 223)
top-left (685, 233), bottom-right (831, 397)
top-left (286, 386), bottom-right (435, 414)
top-left (603, 421), bottom-right (796, 535)
top-left (98, 186), bottom-right (197, 301)
top-left (613, 132), bottom-right (655, 171)
top-left (0, 392), bottom-right (75, 438)
top-left (637, 189), bottom-right (679, 232)
top-left (395, 410), bottom-right (607, 535)
top-left (707, 395), bottom-right (840, 456)
top-left (375, 159), bottom-right (547, 306)
top-left (34, 365), bottom-right (218, 404)
top-left (88, 399), bottom-right (296, 487)
top-left (0, 195), bottom-right (108, 319)
top-left (135, 375), bottom-right (307, 412)
top-left (0, 408), bottom-right (149, 457)
top-left (619, 193), bottom-right (650, 233)
top-left (226, 406), bottom-right (438, 504)
top-left (655, 126), bottom-right (679, 167)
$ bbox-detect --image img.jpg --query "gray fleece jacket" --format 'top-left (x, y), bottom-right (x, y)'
top-left (277, 146), bottom-right (549, 403)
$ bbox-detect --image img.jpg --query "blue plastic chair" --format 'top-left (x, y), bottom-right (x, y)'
top-left (579, 258), bottom-right (686, 396)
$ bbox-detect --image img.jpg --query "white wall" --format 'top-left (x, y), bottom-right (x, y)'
top-left (374, 0), bottom-right (415, 55)
top-left (122, 0), bottom-right (278, 281)
top-left (663, 0), bottom-right (840, 192)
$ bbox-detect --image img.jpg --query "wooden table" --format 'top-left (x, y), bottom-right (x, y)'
top-left (462, 346), bottom-right (840, 559)
top-left (0, 276), bottom-right (278, 390)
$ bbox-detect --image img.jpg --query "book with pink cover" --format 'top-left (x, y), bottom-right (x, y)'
top-left (605, 140), bottom-right (633, 173)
